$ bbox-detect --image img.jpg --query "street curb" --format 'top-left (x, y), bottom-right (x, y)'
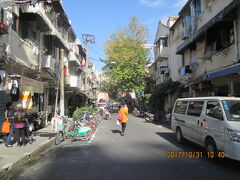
top-left (0, 138), bottom-right (55, 180)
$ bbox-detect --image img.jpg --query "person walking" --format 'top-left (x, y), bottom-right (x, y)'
top-left (118, 103), bottom-right (128, 136)
top-left (14, 111), bottom-right (26, 146)
top-left (4, 102), bottom-right (15, 147)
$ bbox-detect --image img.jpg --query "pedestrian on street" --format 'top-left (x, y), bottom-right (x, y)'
top-left (4, 102), bottom-right (15, 147)
top-left (14, 110), bottom-right (26, 147)
top-left (118, 103), bottom-right (128, 136)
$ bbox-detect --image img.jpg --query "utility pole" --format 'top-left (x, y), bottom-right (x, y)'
top-left (82, 34), bottom-right (95, 93)
top-left (60, 48), bottom-right (65, 116)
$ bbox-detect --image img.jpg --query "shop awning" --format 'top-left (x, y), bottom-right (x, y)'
top-left (207, 63), bottom-right (240, 80)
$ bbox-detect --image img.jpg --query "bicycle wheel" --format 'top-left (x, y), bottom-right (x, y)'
top-left (82, 130), bottom-right (92, 141)
top-left (55, 131), bottom-right (64, 145)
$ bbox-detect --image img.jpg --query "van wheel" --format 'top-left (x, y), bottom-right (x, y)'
top-left (176, 128), bottom-right (184, 144)
top-left (205, 138), bottom-right (217, 153)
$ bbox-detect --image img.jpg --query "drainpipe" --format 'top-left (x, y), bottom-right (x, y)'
top-left (38, 32), bottom-right (43, 73)
top-left (234, 20), bottom-right (239, 61)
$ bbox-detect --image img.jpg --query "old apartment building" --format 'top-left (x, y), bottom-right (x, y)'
top-left (0, 0), bottom-right (97, 123)
top-left (152, 0), bottom-right (240, 110)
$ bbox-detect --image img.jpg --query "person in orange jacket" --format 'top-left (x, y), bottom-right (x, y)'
top-left (118, 103), bottom-right (128, 136)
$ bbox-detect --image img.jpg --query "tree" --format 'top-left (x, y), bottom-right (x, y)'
top-left (103, 17), bottom-right (150, 95)
top-left (99, 80), bottom-right (119, 101)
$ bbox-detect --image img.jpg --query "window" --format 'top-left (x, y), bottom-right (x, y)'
top-left (187, 101), bottom-right (204, 117)
top-left (160, 37), bottom-right (168, 47)
top-left (174, 101), bottom-right (188, 114)
top-left (206, 101), bottom-right (223, 120)
top-left (0, 8), bottom-right (4, 23)
top-left (222, 100), bottom-right (240, 122)
top-left (193, 0), bottom-right (201, 16)
top-left (12, 13), bottom-right (19, 32)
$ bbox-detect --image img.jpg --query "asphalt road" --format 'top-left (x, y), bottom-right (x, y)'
top-left (16, 113), bottom-right (240, 180)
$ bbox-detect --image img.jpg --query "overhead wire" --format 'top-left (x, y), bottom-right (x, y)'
top-left (89, 43), bottom-right (106, 59)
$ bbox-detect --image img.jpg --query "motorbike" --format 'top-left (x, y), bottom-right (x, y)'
top-left (138, 110), bottom-right (147, 118)
top-left (144, 112), bottom-right (154, 123)
top-left (132, 108), bottom-right (144, 117)
top-left (25, 112), bottom-right (46, 130)
top-left (103, 108), bottom-right (111, 120)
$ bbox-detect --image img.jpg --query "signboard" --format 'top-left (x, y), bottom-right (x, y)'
top-left (21, 77), bottom-right (44, 93)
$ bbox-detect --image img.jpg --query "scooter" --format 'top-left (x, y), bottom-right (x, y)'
top-left (103, 108), bottom-right (111, 120)
top-left (144, 112), bottom-right (154, 123)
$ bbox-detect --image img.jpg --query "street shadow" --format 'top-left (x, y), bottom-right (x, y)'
top-left (155, 132), bottom-right (202, 151)
top-left (34, 132), bottom-right (56, 140)
top-left (16, 140), bottom-right (240, 180)
top-left (111, 130), bottom-right (121, 134)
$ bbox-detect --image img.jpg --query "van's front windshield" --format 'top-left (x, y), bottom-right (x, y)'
top-left (222, 100), bottom-right (240, 121)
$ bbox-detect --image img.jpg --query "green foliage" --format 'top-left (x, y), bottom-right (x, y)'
top-left (73, 107), bottom-right (97, 120)
top-left (149, 80), bottom-right (180, 112)
top-left (103, 17), bottom-right (150, 94)
top-left (144, 94), bottom-right (152, 105)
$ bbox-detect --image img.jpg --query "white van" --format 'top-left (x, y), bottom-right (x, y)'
top-left (171, 97), bottom-right (240, 161)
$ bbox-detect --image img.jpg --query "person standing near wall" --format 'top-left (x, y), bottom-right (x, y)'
top-left (4, 102), bottom-right (15, 147)
top-left (119, 103), bottom-right (128, 136)
top-left (14, 110), bottom-right (26, 147)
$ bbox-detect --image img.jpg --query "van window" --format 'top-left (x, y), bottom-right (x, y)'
top-left (206, 101), bottom-right (223, 120)
top-left (187, 101), bottom-right (204, 117)
top-left (222, 100), bottom-right (240, 121)
top-left (174, 101), bottom-right (188, 114)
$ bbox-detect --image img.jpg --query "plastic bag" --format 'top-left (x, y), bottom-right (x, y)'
top-left (116, 120), bottom-right (120, 126)
top-left (1, 120), bottom-right (11, 133)
top-left (117, 113), bottom-right (123, 121)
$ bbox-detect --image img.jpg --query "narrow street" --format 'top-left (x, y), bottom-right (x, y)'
top-left (17, 113), bottom-right (240, 180)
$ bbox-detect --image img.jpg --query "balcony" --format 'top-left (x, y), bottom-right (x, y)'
top-left (20, 3), bottom-right (68, 48)
top-left (41, 55), bottom-right (55, 70)
top-left (9, 30), bottom-right (39, 68)
top-left (155, 46), bottom-right (168, 60)
top-left (65, 75), bottom-right (84, 90)
top-left (68, 51), bottom-right (80, 66)
top-left (0, 23), bottom-right (8, 34)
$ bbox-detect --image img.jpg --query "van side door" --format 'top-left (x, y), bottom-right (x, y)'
top-left (186, 101), bottom-right (204, 143)
top-left (200, 101), bottom-right (225, 150)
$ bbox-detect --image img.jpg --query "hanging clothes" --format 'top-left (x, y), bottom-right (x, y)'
top-left (10, 79), bottom-right (20, 101)
top-left (10, 80), bottom-right (18, 95)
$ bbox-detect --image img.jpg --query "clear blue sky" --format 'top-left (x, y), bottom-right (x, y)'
top-left (62, 0), bottom-right (187, 71)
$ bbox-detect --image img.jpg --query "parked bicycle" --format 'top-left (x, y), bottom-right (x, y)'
top-left (55, 118), bottom-right (93, 145)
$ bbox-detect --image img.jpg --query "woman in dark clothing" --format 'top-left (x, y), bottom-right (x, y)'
top-left (14, 111), bottom-right (26, 146)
